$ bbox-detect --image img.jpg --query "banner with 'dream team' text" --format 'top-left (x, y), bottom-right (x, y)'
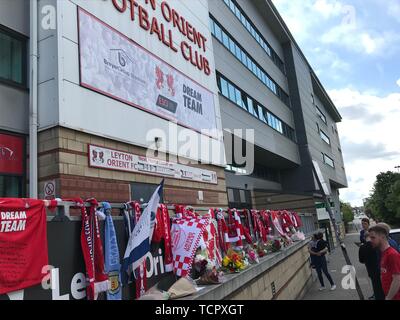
top-left (0, 199), bottom-right (48, 295)
top-left (78, 8), bottom-right (218, 136)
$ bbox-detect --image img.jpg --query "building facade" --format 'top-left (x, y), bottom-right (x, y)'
top-left (0, 0), bottom-right (347, 227)
top-left (209, 0), bottom-right (347, 239)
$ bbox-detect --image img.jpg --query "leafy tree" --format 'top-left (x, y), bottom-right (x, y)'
top-left (341, 201), bottom-right (354, 225)
top-left (366, 171), bottom-right (400, 227)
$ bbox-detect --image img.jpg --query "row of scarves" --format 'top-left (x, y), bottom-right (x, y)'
top-left (76, 198), bottom-right (174, 300)
top-left (76, 199), bottom-right (303, 300)
top-left (214, 209), bottom-right (303, 255)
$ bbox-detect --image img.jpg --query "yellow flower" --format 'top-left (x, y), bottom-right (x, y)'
top-left (235, 260), bottom-right (242, 268)
top-left (222, 256), bottom-right (231, 267)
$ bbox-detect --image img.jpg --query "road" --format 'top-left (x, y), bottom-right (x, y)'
top-left (302, 232), bottom-right (373, 300)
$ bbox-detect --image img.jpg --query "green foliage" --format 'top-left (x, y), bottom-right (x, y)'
top-left (365, 171), bottom-right (400, 227)
top-left (341, 201), bottom-right (354, 224)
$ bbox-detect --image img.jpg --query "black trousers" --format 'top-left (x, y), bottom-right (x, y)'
top-left (315, 256), bottom-right (334, 287)
top-left (369, 273), bottom-right (385, 300)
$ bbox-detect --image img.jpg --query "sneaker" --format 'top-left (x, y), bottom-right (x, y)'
top-left (330, 285), bottom-right (336, 291)
top-left (319, 287), bottom-right (326, 291)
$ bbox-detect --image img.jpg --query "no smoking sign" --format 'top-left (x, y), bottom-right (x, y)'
top-left (44, 180), bottom-right (56, 199)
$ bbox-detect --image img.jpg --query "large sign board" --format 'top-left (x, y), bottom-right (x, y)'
top-left (89, 145), bottom-right (218, 184)
top-left (78, 8), bottom-right (218, 136)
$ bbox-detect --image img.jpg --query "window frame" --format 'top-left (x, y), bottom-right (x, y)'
top-left (0, 24), bottom-right (28, 89)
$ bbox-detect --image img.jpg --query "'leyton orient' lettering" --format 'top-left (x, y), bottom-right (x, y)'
top-left (111, 0), bottom-right (211, 76)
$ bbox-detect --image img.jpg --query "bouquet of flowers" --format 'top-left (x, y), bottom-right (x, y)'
top-left (244, 245), bottom-right (260, 264)
top-left (221, 248), bottom-right (247, 273)
top-left (254, 242), bottom-right (268, 258)
top-left (266, 239), bottom-right (282, 253)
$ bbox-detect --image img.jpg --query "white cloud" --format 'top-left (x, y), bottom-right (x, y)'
top-left (329, 88), bottom-right (400, 206)
top-left (387, 0), bottom-right (400, 23)
top-left (397, 79), bottom-right (400, 87)
top-left (313, 0), bottom-right (344, 19)
top-left (273, 0), bottom-right (400, 57)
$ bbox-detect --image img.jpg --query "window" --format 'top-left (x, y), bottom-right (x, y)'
top-left (322, 154), bottom-right (335, 168)
top-left (214, 23), bottom-right (222, 41)
top-left (222, 0), bottom-right (286, 74)
top-left (222, 31), bottom-right (229, 47)
top-left (210, 16), bottom-right (290, 108)
top-left (227, 188), bottom-right (252, 210)
top-left (320, 129), bottom-right (331, 145)
top-left (0, 26), bottom-right (27, 86)
top-left (216, 72), bottom-right (296, 142)
top-left (0, 176), bottom-right (23, 197)
top-left (220, 77), bottom-right (229, 97)
top-left (251, 163), bottom-right (281, 182)
top-left (316, 106), bottom-right (327, 124)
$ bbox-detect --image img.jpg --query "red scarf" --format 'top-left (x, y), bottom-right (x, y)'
top-left (281, 211), bottom-right (293, 233)
top-left (227, 209), bottom-right (244, 247)
top-left (239, 209), bottom-right (253, 244)
top-left (79, 198), bottom-right (109, 300)
top-left (216, 209), bottom-right (229, 253)
top-left (152, 204), bottom-right (173, 272)
top-left (252, 210), bottom-right (267, 243)
top-left (260, 210), bottom-right (272, 235)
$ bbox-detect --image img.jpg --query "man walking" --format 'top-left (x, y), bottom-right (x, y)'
top-left (369, 225), bottom-right (400, 300)
top-left (358, 231), bottom-right (385, 300)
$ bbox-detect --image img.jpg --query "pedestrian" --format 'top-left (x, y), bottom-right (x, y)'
top-left (310, 232), bottom-right (336, 291)
top-left (376, 223), bottom-right (400, 253)
top-left (358, 231), bottom-right (385, 300)
top-left (360, 218), bottom-right (370, 244)
top-left (369, 225), bottom-right (400, 300)
top-left (308, 234), bottom-right (318, 269)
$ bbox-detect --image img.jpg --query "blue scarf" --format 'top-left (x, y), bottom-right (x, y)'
top-left (103, 202), bottom-right (122, 300)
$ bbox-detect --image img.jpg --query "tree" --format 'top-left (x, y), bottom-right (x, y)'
top-left (365, 171), bottom-right (400, 227)
top-left (341, 201), bottom-right (354, 225)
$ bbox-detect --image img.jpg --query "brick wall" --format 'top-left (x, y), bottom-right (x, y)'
top-left (37, 127), bottom-right (228, 208)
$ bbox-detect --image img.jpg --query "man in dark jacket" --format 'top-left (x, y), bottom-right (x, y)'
top-left (359, 231), bottom-right (385, 300)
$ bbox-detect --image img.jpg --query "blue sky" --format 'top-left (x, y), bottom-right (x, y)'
top-left (272, 0), bottom-right (400, 206)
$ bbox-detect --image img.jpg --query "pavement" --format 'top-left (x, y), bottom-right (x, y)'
top-left (302, 232), bottom-right (373, 300)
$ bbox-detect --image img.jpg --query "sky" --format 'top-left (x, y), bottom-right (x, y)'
top-left (271, 0), bottom-right (400, 207)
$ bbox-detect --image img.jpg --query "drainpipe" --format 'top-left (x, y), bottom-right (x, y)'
top-left (29, 0), bottom-right (38, 198)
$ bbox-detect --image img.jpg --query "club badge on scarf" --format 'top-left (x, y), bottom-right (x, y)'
top-left (102, 202), bottom-right (122, 300)
top-left (0, 198), bottom-right (51, 295)
top-left (171, 214), bottom-right (210, 277)
top-left (79, 198), bottom-right (109, 300)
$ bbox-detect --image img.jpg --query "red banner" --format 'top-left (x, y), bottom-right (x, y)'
top-left (0, 199), bottom-right (48, 294)
top-left (0, 133), bottom-right (24, 175)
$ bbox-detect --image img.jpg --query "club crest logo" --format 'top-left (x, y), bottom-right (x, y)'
top-left (108, 271), bottom-right (120, 294)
